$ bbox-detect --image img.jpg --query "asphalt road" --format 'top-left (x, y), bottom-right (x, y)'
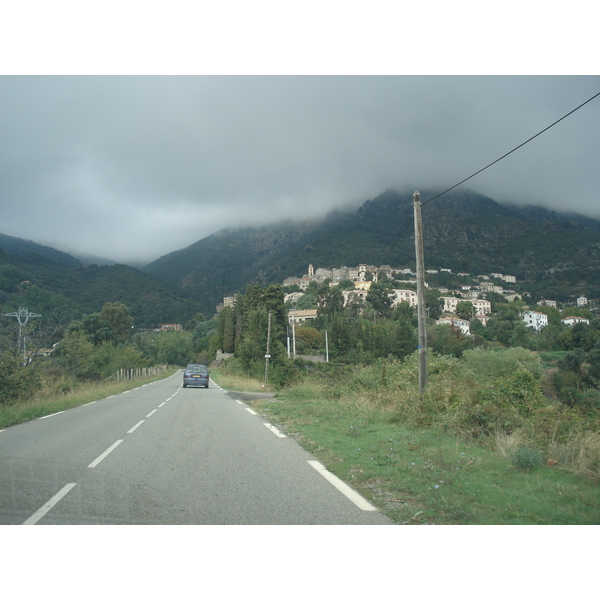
top-left (0, 372), bottom-right (391, 525)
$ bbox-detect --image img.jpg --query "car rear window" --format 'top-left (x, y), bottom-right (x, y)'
top-left (186, 366), bottom-right (207, 373)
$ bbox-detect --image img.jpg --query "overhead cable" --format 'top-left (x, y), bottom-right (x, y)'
top-left (380, 90), bottom-right (600, 264)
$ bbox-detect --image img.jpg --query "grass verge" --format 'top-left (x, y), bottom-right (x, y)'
top-left (248, 381), bottom-right (600, 525)
top-left (209, 368), bottom-right (267, 393)
top-left (0, 368), bottom-right (179, 429)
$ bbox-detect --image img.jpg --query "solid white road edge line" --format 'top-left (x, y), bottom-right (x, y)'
top-left (22, 483), bottom-right (77, 525)
top-left (264, 423), bottom-right (286, 437)
top-left (38, 411), bottom-right (65, 420)
top-left (307, 460), bottom-right (378, 512)
top-left (127, 420), bottom-right (145, 434)
top-left (88, 440), bottom-right (123, 468)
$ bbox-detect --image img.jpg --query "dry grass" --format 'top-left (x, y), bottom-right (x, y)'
top-left (209, 370), bottom-right (266, 393)
top-left (550, 431), bottom-right (600, 481)
top-left (495, 429), bottom-right (527, 459)
top-left (0, 369), bottom-right (178, 429)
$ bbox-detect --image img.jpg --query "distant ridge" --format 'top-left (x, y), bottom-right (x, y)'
top-left (0, 232), bottom-right (81, 267)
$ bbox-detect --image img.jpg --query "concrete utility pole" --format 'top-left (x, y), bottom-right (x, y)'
top-left (264, 311), bottom-right (272, 389)
top-left (3, 307), bottom-right (42, 364)
top-left (413, 191), bottom-right (428, 394)
top-left (325, 330), bottom-right (329, 363)
top-left (290, 309), bottom-right (297, 358)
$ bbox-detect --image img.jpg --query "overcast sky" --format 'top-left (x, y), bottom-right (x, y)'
top-left (1, 75), bottom-right (599, 265)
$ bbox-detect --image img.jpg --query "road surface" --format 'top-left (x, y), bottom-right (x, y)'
top-left (0, 372), bottom-right (391, 525)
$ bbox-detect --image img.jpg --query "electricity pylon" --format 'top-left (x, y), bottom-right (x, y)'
top-left (3, 307), bottom-right (42, 364)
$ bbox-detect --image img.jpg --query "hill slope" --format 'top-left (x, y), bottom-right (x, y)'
top-left (143, 189), bottom-right (600, 311)
top-left (0, 232), bottom-right (82, 267)
top-left (0, 247), bottom-right (204, 327)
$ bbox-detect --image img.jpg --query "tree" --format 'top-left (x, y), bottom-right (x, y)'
top-left (455, 301), bottom-right (474, 320)
top-left (587, 347), bottom-right (600, 381)
top-left (337, 279), bottom-right (356, 291)
top-left (56, 330), bottom-right (96, 376)
top-left (75, 313), bottom-right (115, 345)
top-left (295, 291), bottom-right (318, 310)
top-left (217, 306), bottom-right (235, 353)
top-left (295, 326), bottom-right (322, 351)
top-left (425, 289), bottom-right (444, 320)
top-left (366, 282), bottom-right (392, 319)
top-left (393, 318), bottom-right (418, 359)
top-left (156, 330), bottom-right (195, 366)
top-left (428, 323), bottom-right (472, 358)
top-left (317, 286), bottom-right (344, 319)
top-left (186, 312), bottom-right (206, 331)
top-left (100, 302), bottom-right (133, 342)
top-left (392, 301), bottom-right (417, 326)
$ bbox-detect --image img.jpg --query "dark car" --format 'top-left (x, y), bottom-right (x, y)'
top-left (183, 364), bottom-right (210, 388)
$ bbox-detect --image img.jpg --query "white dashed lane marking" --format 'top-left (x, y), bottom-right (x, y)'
top-left (88, 440), bottom-right (123, 468)
top-left (22, 483), bottom-right (77, 525)
top-left (308, 460), bottom-right (378, 512)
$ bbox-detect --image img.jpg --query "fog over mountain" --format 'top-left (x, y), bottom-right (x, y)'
top-left (1, 76), bottom-right (599, 265)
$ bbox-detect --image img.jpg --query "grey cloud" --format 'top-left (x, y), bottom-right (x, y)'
top-left (1, 75), bottom-right (599, 264)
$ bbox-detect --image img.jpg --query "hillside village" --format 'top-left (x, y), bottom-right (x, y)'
top-left (219, 262), bottom-right (595, 337)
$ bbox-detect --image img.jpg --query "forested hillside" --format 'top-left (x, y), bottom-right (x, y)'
top-left (143, 189), bottom-right (600, 312)
top-left (0, 247), bottom-right (204, 328)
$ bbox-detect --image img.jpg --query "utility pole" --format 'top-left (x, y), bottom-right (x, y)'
top-left (413, 191), bottom-right (428, 394)
top-left (325, 330), bottom-right (329, 363)
top-left (290, 309), bottom-right (297, 358)
top-left (3, 307), bottom-right (42, 364)
top-left (264, 310), bottom-right (272, 389)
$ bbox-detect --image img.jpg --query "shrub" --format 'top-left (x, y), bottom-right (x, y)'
top-left (511, 447), bottom-right (543, 470)
top-left (463, 347), bottom-right (542, 381)
top-left (0, 359), bottom-right (41, 405)
top-left (558, 387), bottom-right (585, 407)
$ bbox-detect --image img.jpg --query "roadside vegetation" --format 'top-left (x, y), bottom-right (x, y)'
top-left (213, 352), bottom-right (600, 524)
top-left (0, 300), bottom-right (209, 428)
top-left (209, 282), bottom-right (599, 524)
top-left (0, 368), bottom-right (178, 429)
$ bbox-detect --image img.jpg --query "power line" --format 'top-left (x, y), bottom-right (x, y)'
top-left (421, 90), bottom-right (600, 207)
top-left (380, 90), bottom-right (600, 264)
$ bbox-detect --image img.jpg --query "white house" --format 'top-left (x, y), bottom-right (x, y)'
top-left (577, 296), bottom-right (588, 307)
top-left (442, 297), bottom-right (491, 316)
top-left (284, 291), bottom-right (305, 304)
top-left (522, 310), bottom-right (548, 331)
top-left (342, 288), bottom-right (369, 307)
top-left (389, 289), bottom-right (418, 307)
top-left (561, 316), bottom-right (590, 326)
top-left (288, 309), bottom-right (318, 324)
top-left (436, 316), bottom-right (470, 335)
top-left (538, 300), bottom-right (557, 308)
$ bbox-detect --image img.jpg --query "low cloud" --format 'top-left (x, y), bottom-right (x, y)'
top-left (1, 76), bottom-right (599, 264)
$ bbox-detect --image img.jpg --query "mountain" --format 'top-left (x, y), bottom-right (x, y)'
top-left (142, 189), bottom-right (600, 311)
top-left (3, 190), bottom-right (599, 322)
top-left (0, 246), bottom-right (205, 328)
top-left (0, 232), bottom-right (82, 267)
